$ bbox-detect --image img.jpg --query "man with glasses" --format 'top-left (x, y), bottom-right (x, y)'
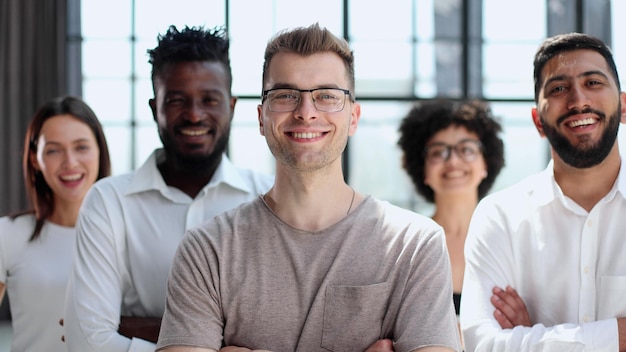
top-left (263, 87), bottom-right (352, 113)
top-left (155, 23), bottom-right (461, 352)
top-left (461, 33), bottom-right (626, 351)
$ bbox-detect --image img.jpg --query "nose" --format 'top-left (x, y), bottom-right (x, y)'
top-left (293, 92), bottom-right (318, 121)
top-left (63, 150), bottom-right (79, 167)
top-left (444, 148), bottom-right (462, 164)
top-left (567, 85), bottom-right (592, 111)
top-left (186, 100), bottom-right (206, 123)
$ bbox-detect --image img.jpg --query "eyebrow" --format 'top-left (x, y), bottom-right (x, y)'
top-left (44, 138), bottom-right (92, 146)
top-left (165, 89), bottom-right (224, 95)
top-left (426, 138), bottom-right (479, 147)
top-left (544, 70), bottom-right (610, 87)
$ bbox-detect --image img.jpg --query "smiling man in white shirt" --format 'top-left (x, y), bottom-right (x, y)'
top-left (461, 32), bottom-right (626, 352)
top-left (62, 25), bottom-right (273, 352)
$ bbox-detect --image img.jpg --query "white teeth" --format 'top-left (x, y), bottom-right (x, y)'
top-left (61, 174), bottom-right (82, 181)
top-left (292, 132), bottom-right (322, 139)
top-left (568, 118), bottom-right (596, 128)
top-left (181, 129), bottom-right (208, 136)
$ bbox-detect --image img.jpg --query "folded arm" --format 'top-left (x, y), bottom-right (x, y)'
top-left (461, 201), bottom-right (620, 352)
top-left (118, 316), bottom-right (162, 343)
top-left (64, 188), bottom-right (156, 352)
top-left (463, 263), bottom-right (619, 351)
top-left (490, 285), bottom-right (531, 329)
top-left (159, 339), bottom-right (394, 352)
top-left (619, 318), bottom-right (626, 352)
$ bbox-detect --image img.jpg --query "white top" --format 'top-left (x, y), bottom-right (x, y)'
top-left (0, 214), bottom-right (74, 352)
top-left (461, 161), bottom-right (626, 352)
top-left (63, 149), bottom-right (273, 352)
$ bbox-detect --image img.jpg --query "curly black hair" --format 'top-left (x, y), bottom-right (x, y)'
top-left (397, 99), bottom-right (505, 203)
top-left (147, 25), bottom-right (232, 90)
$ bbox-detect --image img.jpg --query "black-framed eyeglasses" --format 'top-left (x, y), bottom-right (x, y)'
top-left (261, 88), bottom-right (353, 113)
top-left (424, 139), bottom-right (483, 164)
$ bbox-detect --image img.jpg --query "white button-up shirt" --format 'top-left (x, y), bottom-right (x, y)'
top-left (461, 160), bottom-right (626, 352)
top-left (63, 149), bottom-right (273, 352)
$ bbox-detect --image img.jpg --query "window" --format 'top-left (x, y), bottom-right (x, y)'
top-left (81, 0), bottom-right (621, 211)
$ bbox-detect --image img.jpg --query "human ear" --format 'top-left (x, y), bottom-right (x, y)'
top-left (619, 92), bottom-right (626, 123)
top-left (348, 102), bottom-right (361, 136)
top-left (29, 150), bottom-right (40, 171)
top-left (149, 99), bottom-right (157, 122)
top-left (531, 107), bottom-right (545, 137)
top-left (257, 105), bottom-right (265, 136)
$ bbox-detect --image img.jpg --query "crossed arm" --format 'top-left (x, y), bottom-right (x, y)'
top-left (490, 285), bottom-right (626, 352)
top-left (158, 339), bottom-right (455, 351)
top-left (490, 286), bottom-right (530, 328)
top-left (63, 189), bottom-right (159, 352)
top-left (158, 339), bottom-right (394, 352)
top-left (117, 316), bottom-right (162, 343)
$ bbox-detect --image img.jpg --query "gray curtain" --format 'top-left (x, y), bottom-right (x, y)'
top-left (0, 0), bottom-right (80, 216)
top-left (0, 0), bottom-right (81, 320)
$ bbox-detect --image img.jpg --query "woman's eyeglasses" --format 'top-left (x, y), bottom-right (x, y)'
top-left (424, 139), bottom-right (483, 164)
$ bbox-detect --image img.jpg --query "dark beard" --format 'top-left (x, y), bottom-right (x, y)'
top-left (541, 105), bottom-right (620, 168)
top-left (160, 127), bottom-right (230, 175)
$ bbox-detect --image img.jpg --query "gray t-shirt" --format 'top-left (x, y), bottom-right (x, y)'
top-left (157, 196), bottom-right (461, 352)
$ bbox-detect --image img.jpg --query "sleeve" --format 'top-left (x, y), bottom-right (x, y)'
top-left (460, 199), bottom-right (619, 352)
top-left (63, 186), bottom-right (156, 352)
top-left (156, 231), bottom-right (222, 351)
top-left (394, 227), bottom-right (462, 352)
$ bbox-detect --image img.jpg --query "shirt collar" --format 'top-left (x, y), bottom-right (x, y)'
top-left (613, 157), bottom-right (626, 199)
top-left (528, 160), bottom-right (558, 208)
top-left (125, 149), bottom-right (256, 196)
top-left (532, 158), bottom-right (626, 209)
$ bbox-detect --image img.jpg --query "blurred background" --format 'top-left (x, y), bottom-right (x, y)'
top-left (1, 0), bottom-right (625, 347)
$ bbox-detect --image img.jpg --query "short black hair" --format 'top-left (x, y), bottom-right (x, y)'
top-left (533, 32), bottom-right (620, 102)
top-left (147, 25), bottom-right (232, 90)
top-left (397, 99), bottom-right (505, 203)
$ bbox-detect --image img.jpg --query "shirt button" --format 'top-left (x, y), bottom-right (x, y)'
top-left (583, 315), bottom-right (590, 322)
top-left (587, 220), bottom-right (593, 227)
top-left (584, 266), bottom-right (589, 274)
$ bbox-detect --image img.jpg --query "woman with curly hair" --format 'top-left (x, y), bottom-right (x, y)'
top-left (398, 99), bottom-right (505, 318)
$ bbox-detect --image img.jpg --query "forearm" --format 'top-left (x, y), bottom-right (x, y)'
top-left (159, 347), bottom-right (216, 352)
top-left (118, 316), bottom-right (162, 343)
top-left (66, 213), bottom-right (132, 350)
top-left (618, 318), bottom-right (626, 352)
top-left (463, 319), bottom-right (618, 352)
top-left (63, 292), bottom-right (130, 351)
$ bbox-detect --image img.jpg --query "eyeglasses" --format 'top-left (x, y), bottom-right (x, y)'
top-left (262, 88), bottom-right (353, 113)
top-left (424, 139), bottom-right (483, 164)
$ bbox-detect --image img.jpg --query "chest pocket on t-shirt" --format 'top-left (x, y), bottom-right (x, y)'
top-left (321, 282), bottom-right (391, 351)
